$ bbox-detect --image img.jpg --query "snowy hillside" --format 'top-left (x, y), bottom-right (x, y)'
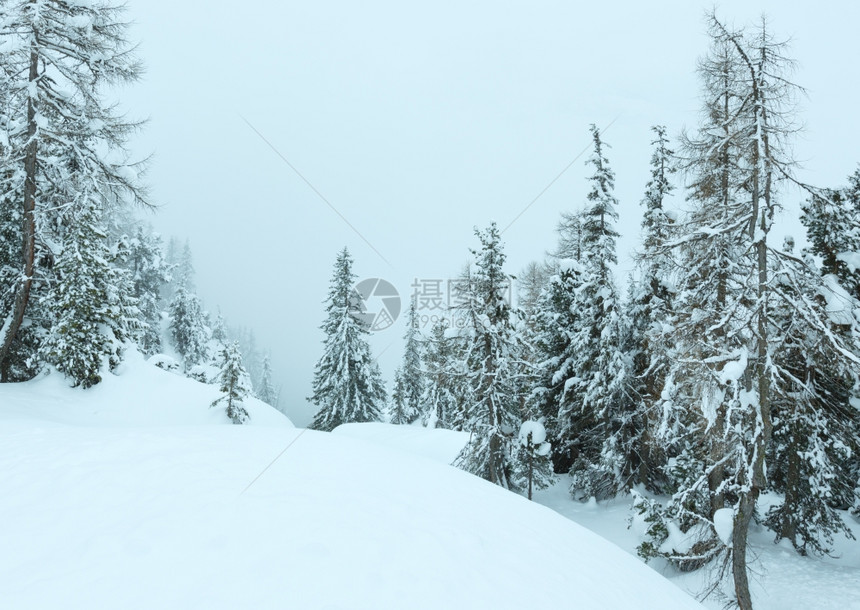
top-left (0, 350), bottom-right (293, 428)
top-left (330, 424), bottom-right (860, 610)
top-left (0, 360), bottom-right (703, 610)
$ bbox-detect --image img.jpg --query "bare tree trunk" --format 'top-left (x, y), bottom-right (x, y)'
top-left (0, 41), bottom-right (39, 381)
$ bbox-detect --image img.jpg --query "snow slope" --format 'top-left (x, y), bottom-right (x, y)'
top-left (0, 350), bottom-right (293, 428)
top-left (326, 422), bottom-right (860, 610)
top-left (0, 364), bottom-right (703, 610)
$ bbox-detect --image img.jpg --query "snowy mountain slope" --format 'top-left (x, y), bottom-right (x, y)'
top-left (0, 380), bottom-right (703, 609)
top-left (0, 350), bottom-right (293, 428)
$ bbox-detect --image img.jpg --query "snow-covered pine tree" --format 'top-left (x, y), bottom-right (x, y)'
top-left (211, 341), bottom-right (251, 424)
top-left (256, 352), bottom-right (278, 407)
top-left (564, 125), bottom-right (631, 500)
top-left (420, 319), bottom-right (458, 429)
top-left (390, 298), bottom-right (422, 425)
top-left (40, 201), bottom-right (139, 388)
top-left (528, 258), bottom-right (583, 474)
top-left (801, 167), bottom-right (860, 300)
top-left (177, 239), bottom-right (196, 292)
top-left (763, 240), bottom-right (860, 555)
top-left (512, 420), bottom-right (554, 500)
top-left (169, 287), bottom-right (209, 371)
top-left (126, 226), bottom-right (170, 355)
top-left (389, 366), bottom-right (408, 424)
top-left (453, 223), bottom-right (524, 489)
top-left (624, 125), bottom-right (677, 493)
top-left (0, 0), bottom-right (147, 378)
top-left (211, 311), bottom-right (228, 346)
top-left (308, 247), bottom-right (386, 431)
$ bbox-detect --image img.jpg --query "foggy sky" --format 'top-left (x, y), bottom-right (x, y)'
top-left (122, 0), bottom-right (860, 426)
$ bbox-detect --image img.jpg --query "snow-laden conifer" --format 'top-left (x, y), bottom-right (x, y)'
top-left (308, 247), bottom-right (385, 431)
top-left (211, 342), bottom-right (251, 424)
top-left (40, 202), bottom-right (139, 388)
top-left (453, 224), bottom-right (525, 488)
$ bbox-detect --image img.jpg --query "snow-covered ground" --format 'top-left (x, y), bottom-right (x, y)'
top-left (1, 360), bottom-right (703, 609)
top-left (333, 424), bottom-right (860, 610)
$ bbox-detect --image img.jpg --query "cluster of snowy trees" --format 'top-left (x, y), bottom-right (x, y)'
top-left (308, 13), bottom-right (860, 610)
top-left (0, 0), bottom-right (279, 422)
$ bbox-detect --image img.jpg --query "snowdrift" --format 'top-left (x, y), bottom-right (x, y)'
top-left (1, 377), bottom-right (703, 609)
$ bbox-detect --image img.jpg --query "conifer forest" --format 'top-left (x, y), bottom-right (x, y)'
top-left (1, 2), bottom-right (858, 609)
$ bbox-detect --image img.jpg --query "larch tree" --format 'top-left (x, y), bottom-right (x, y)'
top-left (0, 0), bottom-right (147, 379)
top-left (308, 247), bottom-right (385, 431)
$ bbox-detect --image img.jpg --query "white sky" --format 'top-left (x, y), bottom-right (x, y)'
top-left (122, 0), bottom-right (860, 426)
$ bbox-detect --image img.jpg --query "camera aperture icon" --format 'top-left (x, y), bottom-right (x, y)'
top-left (351, 278), bottom-right (401, 332)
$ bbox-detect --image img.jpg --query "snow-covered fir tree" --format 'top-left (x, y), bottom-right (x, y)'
top-left (420, 319), bottom-right (459, 429)
top-left (211, 341), bottom-right (251, 424)
top-left (389, 366), bottom-right (409, 425)
top-left (169, 287), bottom-right (209, 371)
top-left (40, 202), bottom-right (139, 388)
top-left (453, 223), bottom-right (525, 489)
top-left (624, 125), bottom-right (677, 493)
top-left (528, 260), bottom-right (582, 474)
top-left (308, 247), bottom-right (386, 431)
top-left (256, 352), bottom-right (278, 407)
top-left (390, 299), bottom-right (422, 425)
top-left (763, 240), bottom-right (860, 555)
top-left (512, 420), bottom-right (554, 500)
top-left (126, 226), bottom-right (171, 355)
top-left (564, 125), bottom-right (631, 500)
top-left (801, 167), bottom-right (860, 300)
top-left (0, 0), bottom-right (146, 378)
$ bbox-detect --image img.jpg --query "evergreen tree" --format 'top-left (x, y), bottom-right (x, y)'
top-left (211, 342), bottom-right (251, 424)
top-left (564, 125), bottom-right (630, 500)
top-left (256, 352), bottom-right (278, 407)
top-left (512, 420), bottom-right (555, 500)
top-left (800, 167), bottom-right (860, 300)
top-left (624, 125), bottom-right (677, 493)
top-left (391, 299), bottom-right (422, 424)
top-left (529, 259), bottom-right (584, 473)
top-left (389, 366), bottom-right (409, 425)
top-left (0, 0), bottom-right (147, 377)
top-left (169, 287), bottom-right (209, 371)
top-left (40, 202), bottom-right (139, 388)
top-left (763, 242), bottom-right (859, 555)
top-left (453, 224), bottom-right (524, 489)
top-left (420, 319), bottom-right (459, 429)
top-left (211, 311), bottom-right (228, 346)
top-left (308, 247), bottom-right (386, 431)
top-left (126, 226), bottom-right (170, 355)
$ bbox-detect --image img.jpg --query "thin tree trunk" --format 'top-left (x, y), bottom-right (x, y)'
top-left (0, 41), bottom-right (39, 380)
